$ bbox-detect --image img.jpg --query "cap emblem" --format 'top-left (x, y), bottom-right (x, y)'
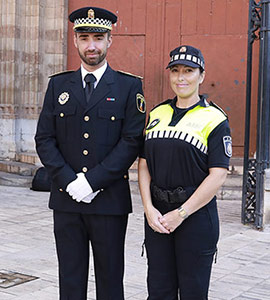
top-left (179, 46), bottom-right (187, 53)
top-left (88, 9), bottom-right (95, 19)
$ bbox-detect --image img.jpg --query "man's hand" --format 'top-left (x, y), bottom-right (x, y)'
top-left (66, 173), bottom-right (93, 202)
top-left (81, 190), bottom-right (100, 203)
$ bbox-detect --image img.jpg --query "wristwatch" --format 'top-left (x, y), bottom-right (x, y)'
top-left (178, 206), bottom-right (189, 220)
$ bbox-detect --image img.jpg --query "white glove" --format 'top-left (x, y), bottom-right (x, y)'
top-left (66, 173), bottom-right (93, 202)
top-left (81, 190), bottom-right (100, 203)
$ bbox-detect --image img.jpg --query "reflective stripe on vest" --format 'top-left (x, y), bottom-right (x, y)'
top-left (145, 103), bottom-right (227, 154)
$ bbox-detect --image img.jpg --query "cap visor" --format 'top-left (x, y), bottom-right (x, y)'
top-left (166, 60), bottom-right (201, 69)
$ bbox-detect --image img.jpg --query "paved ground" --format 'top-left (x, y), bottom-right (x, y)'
top-left (0, 183), bottom-right (269, 300)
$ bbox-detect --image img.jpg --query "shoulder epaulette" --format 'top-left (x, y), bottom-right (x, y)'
top-left (209, 101), bottom-right (228, 117)
top-left (117, 70), bottom-right (143, 79)
top-left (150, 99), bottom-right (172, 112)
top-left (49, 70), bottom-right (75, 78)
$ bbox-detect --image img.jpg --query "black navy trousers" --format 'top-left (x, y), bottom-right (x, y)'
top-left (53, 211), bottom-right (128, 300)
top-left (145, 199), bottom-right (219, 300)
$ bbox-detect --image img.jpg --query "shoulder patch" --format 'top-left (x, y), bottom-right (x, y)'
top-left (136, 93), bottom-right (146, 113)
top-left (209, 101), bottom-right (228, 117)
top-left (223, 136), bottom-right (232, 157)
top-left (117, 70), bottom-right (143, 79)
top-left (49, 70), bottom-right (75, 78)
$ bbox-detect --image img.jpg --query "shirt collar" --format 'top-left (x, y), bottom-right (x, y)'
top-left (81, 62), bottom-right (108, 88)
top-left (170, 95), bottom-right (209, 110)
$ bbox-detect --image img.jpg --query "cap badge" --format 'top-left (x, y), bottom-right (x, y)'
top-left (88, 9), bottom-right (95, 19)
top-left (179, 46), bottom-right (187, 53)
top-left (136, 93), bottom-right (146, 113)
top-left (58, 92), bottom-right (69, 105)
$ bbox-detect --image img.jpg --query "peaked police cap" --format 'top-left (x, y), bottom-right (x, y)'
top-left (69, 7), bottom-right (117, 33)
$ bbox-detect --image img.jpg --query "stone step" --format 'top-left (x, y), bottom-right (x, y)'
top-left (0, 160), bottom-right (38, 176)
top-left (15, 152), bottom-right (41, 165)
top-left (0, 168), bottom-right (243, 200)
top-left (217, 186), bottom-right (242, 201)
top-left (224, 173), bottom-right (242, 187)
top-left (228, 157), bottom-right (243, 175)
top-left (0, 171), bottom-right (33, 188)
top-left (219, 174), bottom-right (242, 200)
top-left (0, 157), bottom-right (244, 197)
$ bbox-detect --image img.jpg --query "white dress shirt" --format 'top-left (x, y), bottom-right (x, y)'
top-left (81, 62), bottom-right (107, 89)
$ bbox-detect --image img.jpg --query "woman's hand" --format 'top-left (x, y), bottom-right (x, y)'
top-left (159, 209), bottom-right (184, 233)
top-left (145, 205), bottom-right (170, 234)
top-left (138, 158), bottom-right (170, 234)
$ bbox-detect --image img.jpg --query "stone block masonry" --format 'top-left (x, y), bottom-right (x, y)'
top-left (0, 0), bottom-right (68, 160)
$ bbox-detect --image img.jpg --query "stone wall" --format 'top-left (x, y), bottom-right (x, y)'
top-left (0, 0), bottom-right (68, 160)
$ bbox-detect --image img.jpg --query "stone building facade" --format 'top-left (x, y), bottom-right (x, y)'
top-left (0, 0), bottom-right (68, 161)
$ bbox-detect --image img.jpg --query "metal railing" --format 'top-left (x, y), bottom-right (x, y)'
top-left (242, 0), bottom-right (270, 229)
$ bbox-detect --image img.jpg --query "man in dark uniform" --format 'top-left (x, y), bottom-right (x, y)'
top-left (35, 6), bottom-right (146, 300)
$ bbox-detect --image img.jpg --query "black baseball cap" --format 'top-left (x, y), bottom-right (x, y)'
top-left (166, 45), bottom-right (205, 70)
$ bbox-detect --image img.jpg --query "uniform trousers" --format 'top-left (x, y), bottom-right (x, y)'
top-left (145, 199), bottom-right (219, 300)
top-left (53, 210), bottom-right (128, 300)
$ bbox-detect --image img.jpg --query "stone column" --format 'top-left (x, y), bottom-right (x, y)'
top-left (0, 0), bottom-right (68, 160)
top-left (0, 0), bottom-right (17, 158)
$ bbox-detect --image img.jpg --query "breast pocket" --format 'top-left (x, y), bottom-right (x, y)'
top-left (53, 106), bottom-right (77, 143)
top-left (98, 109), bottom-right (125, 145)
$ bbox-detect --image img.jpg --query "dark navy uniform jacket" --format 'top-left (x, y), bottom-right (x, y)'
top-left (35, 65), bottom-right (146, 215)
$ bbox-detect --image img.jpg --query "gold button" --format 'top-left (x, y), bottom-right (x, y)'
top-left (60, 113), bottom-right (64, 117)
top-left (59, 188), bottom-right (63, 192)
top-left (124, 174), bottom-right (128, 179)
top-left (83, 150), bottom-right (88, 155)
top-left (84, 133), bottom-right (89, 139)
top-left (84, 116), bottom-right (90, 121)
top-left (111, 116), bottom-right (116, 121)
top-left (82, 167), bottom-right (88, 173)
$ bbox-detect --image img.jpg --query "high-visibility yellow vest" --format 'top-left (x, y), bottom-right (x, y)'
top-left (145, 102), bottom-right (227, 154)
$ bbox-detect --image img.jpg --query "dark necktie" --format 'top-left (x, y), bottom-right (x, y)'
top-left (84, 73), bottom-right (96, 103)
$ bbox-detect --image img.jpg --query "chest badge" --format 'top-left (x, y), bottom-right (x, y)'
top-left (58, 92), bottom-right (69, 105)
top-left (107, 97), bottom-right (115, 101)
top-left (136, 93), bottom-right (146, 113)
top-left (146, 118), bottom-right (160, 130)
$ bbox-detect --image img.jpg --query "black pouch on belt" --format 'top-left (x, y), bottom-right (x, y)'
top-left (150, 182), bottom-right (188, 204)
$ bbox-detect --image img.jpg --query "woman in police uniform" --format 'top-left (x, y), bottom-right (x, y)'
top-left (138, 45), bottom-right (232, 299)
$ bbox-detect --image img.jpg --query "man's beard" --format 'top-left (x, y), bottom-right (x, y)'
top-left (78, 49), bottom-right (107, 66)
